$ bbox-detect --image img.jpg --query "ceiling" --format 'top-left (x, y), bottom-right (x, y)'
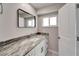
top-left (29, 3), bottom-right (65, 10)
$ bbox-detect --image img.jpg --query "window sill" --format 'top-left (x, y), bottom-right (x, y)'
top-left (41, 26), bottom-right (58, 28)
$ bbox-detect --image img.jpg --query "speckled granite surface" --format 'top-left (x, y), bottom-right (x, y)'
top-left (0, 33), bottom-right (49, 56)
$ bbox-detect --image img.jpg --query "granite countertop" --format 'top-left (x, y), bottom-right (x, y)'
top-left (0, 33), bottom-right (49, 56)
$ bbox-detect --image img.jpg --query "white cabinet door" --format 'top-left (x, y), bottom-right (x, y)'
top-left (41, 39), bottom-right (47, 56)
top-left (34, 40), bottom-right (47, 56)
top-left (26, 39), bottom-right (48, 56)
top-left (35, 44), bottom-right (41, 56)
top-left (58, 3), bottom-right (76, 56)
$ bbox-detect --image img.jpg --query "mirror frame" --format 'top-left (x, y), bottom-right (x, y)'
top-left (17, 9), bottom-right (36, 28)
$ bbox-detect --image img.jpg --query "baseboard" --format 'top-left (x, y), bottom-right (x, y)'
top-left (48, 49), bottom-right (58, 56)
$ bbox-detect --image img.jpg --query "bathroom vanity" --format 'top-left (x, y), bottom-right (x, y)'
top-left (0, 33), bottom-right (49, 56)
top-left (26, 37), bottom-right (48, 56)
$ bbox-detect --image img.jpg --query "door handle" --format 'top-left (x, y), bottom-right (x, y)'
top-left (58, 36), bottom-right (61, 39)
top-left (41, 47), bottom-right (43, 53)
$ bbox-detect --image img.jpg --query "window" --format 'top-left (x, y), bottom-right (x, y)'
top-left (42, 18), bottom-right (49, 27)
top-left (50, 17), bottom-right (57, 26)
top-left (42, 16), bottom-right (57, 27)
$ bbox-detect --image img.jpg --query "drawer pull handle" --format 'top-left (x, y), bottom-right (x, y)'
top-left (41, 47), bottom-right (43, 53)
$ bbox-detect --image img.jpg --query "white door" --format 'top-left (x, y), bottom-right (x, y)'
top-left (58, 4), bottom-right (77, 56)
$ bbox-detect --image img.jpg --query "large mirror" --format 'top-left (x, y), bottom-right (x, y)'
top-left (17, 9), bottom-right (36, 28)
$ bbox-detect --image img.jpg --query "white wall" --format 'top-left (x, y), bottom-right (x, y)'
top-left (37, 12), bottom-right (58, 55)
top-left (77, 8), bottom-right (79, 37)
top-left (0, 3), bottom-right (37, 42)
top-left (76, 7), bottom-right (79, 56)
